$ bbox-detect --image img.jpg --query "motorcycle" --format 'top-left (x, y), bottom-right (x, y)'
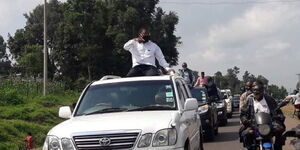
top-left (283, 124), bottom-right (300, 150)
top-left (245, 99), bottom-right (289, 150)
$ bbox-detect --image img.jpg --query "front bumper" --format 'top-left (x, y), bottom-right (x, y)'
top-left (135, 146), bottom-right (184, 150)
top-left (217, 108), bottom-right (226, 120)
top-left (199, 112), bottom-right (212, 132)
top-left (226, 102), bottom-right (232, 113)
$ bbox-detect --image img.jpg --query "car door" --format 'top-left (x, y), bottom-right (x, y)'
top-left (177, 79), bottom-right (200, 150)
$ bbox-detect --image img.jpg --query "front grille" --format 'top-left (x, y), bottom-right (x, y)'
top-left (73, 131), bottom-right (140, 150)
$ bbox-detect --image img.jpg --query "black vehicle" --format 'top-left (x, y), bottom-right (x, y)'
top-left (191, 87), bottom-right (219, 141)
top-left (216, 99), bottom-right (228, 126)
top-left (232, 95), bottom-right (240, 108)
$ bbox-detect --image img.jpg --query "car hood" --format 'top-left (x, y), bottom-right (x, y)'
top-left (48, 111), bottom-right (177, 138)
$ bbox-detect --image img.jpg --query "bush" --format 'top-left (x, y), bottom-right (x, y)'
top-left (0, 80), bottom-right (80, 149)
top-left (0, 120), bottom-right (51, 149)
top-left (0, 89), bottom-right (24, 105)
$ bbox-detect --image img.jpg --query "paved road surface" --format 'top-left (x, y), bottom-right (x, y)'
top-left (203, 111), bottom-right (244, 150)
top-left (203, 109), bottom-right (299, 150)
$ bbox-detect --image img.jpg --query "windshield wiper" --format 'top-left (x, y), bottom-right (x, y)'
top-left (128, 105), bottom-right (174, 111)
top-left (84, 108), bottom-right (128, 116)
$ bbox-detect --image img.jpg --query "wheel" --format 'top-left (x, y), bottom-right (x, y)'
top-left (184, 141), bottom-right (190, 150)
top-left (199, 131), bottom-right (204, 150)
top-left (214, 125), bottom-right (219, 135)
top-left (206, 127), bottom-right (215, 141)
top-left (227, 112), bottom-right (232, 118)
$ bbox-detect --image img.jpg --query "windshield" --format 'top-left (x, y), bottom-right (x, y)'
top-left (191, 88), bottom-right (207, 103)
top-left (233, 96), bottom-right (240, 102)
top-left (75, 81), bottom-right (177, 116)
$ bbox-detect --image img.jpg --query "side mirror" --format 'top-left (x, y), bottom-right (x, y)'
top-left (59, 106), bottom-right (72, 119)
top-left (184, 98), bottom-right (198, 111)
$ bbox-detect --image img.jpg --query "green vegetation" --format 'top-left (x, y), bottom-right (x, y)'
top-left (0, 81), bottom-right (79, 150)
top-left (4, 0), bottom-right (180, 83)
top-left (212, 66), bottom-right (288, 99)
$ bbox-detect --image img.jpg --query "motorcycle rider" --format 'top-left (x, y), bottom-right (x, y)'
top-left (240, 81), bottom-right (253, 112)
top-left (240, 80), bottom-right (286, 150)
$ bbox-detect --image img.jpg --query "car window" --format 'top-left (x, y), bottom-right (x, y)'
top-left (191, 89), bottom-right (207, 103)
top-left (75, 81), bottom-right (177, 116)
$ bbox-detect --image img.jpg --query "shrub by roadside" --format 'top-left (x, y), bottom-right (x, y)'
top-left (0, 88), bottom-right (79, 149)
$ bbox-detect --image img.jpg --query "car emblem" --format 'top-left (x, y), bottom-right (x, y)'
top-left (99, 137), bottom-right (111, 146)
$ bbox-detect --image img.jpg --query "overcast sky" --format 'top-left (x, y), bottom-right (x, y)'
top-left (0, 0), bottom-right (299, 91)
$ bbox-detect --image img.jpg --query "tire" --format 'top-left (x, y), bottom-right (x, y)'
top-left (206, 127), bottom-right (215, 141)
top-left (227, 112), bottom-right (232, 118)
top-left (214, 125), bottom-right (219, 135)
top-left (184, 141), bottom-right (190, 150)
top-left (199, 131), bottom-right (204, 150)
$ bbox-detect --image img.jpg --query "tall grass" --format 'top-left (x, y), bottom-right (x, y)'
top-left (0, 79), bottom-right (80, 149)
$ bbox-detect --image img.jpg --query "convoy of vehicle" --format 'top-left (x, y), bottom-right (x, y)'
top-left (191, 87), bottom-right (219, 141)
top-left (220, 89), bottom-right (233, 118)
top-left (216, 99), bottom-right (228, 126)
top-left (232, 94), bottom-right (240, 108)
top-left (43, 75), bottom-right (203, 150)
top-left (43, 74), bottom-right (248, 150)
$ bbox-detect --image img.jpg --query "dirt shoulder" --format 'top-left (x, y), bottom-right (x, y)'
top-left (282, 105), bottom-right (300, 150)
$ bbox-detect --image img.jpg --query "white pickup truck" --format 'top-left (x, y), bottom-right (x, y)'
top-left (43, 75), bottom-right (203, 150)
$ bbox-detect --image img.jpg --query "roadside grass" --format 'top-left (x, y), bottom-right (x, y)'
top-left (0, 86), bottom-right (79, 150)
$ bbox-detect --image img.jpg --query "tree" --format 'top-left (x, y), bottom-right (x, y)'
top-left (225, 66), bottom-right (240, 93)
top-left (7, 0), bottom-right (64, 79)
top-left (0, 35), bottom-right (6, 59)
top-left (17, 45), bottom-right (43, 78)
top-left (267, 84), bottom-right (288, 99)
top-left (7, 0), bottom-right (180, 86)
top-left (0, 35), bottom-right (11, 75)
top-left (214, 71), bottom-right (227, 89)
top-left (52, 0), bottom-right (180, 82)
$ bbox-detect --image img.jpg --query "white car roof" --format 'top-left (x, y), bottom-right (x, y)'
top-left (92, 75), bottom-right (175, 86)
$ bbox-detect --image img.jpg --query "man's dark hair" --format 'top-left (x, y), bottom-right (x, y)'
top-left (138, 27), bottom-right (149, 34)
top-left (253, 80), bottom-right (264, 90)
top-left (206, 76), bottom-right (212, 82)
top-left (28, 132), bottom-right (32, 136)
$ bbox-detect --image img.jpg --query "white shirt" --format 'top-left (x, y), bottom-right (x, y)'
top-left (253, 97), bottom-right (270, 114)
top-left (123, 39), bottom-right (170, 70)
top-left (291, 93), bottom-right (300, 105)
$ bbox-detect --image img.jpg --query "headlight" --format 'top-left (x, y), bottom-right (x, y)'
top-left (43, 136), bottom-right (61, 150)
top-left (43, 136), bottom-right (75, 150)
top-left (61, 138), bottom-right (75, 150)
top-left (217, 103), bottom-right (224, 108)
top-left (258, 124), bottom-right (271, 136)
top-left (198, 105), bottom-right (209, 114)
top-left (138, 133), bottom-right (152, 148)
top-left (153, 128), bottom-right (177, 147)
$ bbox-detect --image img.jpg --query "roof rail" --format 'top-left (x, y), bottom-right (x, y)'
top-left (100, 75), bottom-right (121, 81)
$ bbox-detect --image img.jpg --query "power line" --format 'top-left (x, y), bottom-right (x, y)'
top-left (160, 0), bottom-right (300, 5)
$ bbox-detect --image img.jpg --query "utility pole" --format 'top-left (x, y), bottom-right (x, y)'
top-left (43, 0), bottom-right (48, 96)
top-left (297, 74), bottom-right (300, 90)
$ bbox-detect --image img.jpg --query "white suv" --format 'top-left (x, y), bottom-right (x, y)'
top-left (220, 89), bottom-right (233, 118)
top-left (43, 75), bottom-right (203, 150)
